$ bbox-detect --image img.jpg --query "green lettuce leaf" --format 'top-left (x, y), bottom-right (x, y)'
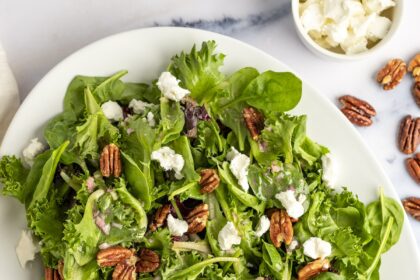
top-left (168, 40), bottom-right (225, 103)
top-left (0, 156), bottom-right (28, 202)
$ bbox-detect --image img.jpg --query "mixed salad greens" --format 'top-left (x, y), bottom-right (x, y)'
top-left (0, 41), bottom-right (404, 280)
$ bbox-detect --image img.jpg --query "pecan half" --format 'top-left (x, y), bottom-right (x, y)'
top-left (45, 267), bottom-right (62, 280)
top-left (149, 204), bottom-right (171, 232)
top-left (57, 260), bottom-right (64, 279)
top-left (100, 144), bottom-right (122, 177)
top-left (402, 197), bottom-right (420, 221)
top-left (269, 209), bottom-right (293, 248)
top-left (339, 95), bottom-right (376, 126)
top-left (199, 169), bottom-right (220, 193)
top-left (297, 259), bottom-right (331, 280)
top-left (112, 256), bottom-right (138, 280)
top-left (243, 107), bottom-right (264, 140)
top-left (398, 115), bottom-right (420, 154)
top-left (186, 203), bottom-right (209, 234)
top-left (405, 153), bottom-right (420, 184)
top-left (408, 54), bottom-right (420, 82)
top-left (136, 248), bottom-right (160, 273)
top-left (376, 58), bottom-right (407, 90)
top-left (413, 82), bottom-right (420, 108)
top-left (97, 246), bottom-right (134, 267)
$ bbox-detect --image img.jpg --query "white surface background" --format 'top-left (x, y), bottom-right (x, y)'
top-left (0, 0), bottom-right (419, 248)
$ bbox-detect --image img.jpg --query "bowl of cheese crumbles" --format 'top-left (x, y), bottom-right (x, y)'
top-left (291, 0), bottom-right (403, 60)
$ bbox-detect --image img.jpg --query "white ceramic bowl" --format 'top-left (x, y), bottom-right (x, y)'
top-left (291, 0), bottom-right (403, 60)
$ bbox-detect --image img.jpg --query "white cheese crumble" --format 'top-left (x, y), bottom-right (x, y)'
top-left (156, 72), bottom-right (190, 102)
top-left (167, 214), bottom-right (188, 237)
top-left (288, 239), bottom-right (299, 251)
top-left (255, 215), bottom-right (270, 237)
top-left (151, 147), bottom-right (185, 179)
top-left (15, 230), bottom-right (40, 268)
top-left (303, 237), bottom-right (332, 259)
top-left (321, 153), bottom-right (338, 188)
top-left (101, 100), bottom-right (123, 122)
top-left (128, 99), bottom-right (153, 114)
top-left (218, 222), bottom-right (241, 251)
top-left (22, 138), bottom-right (45, 166)
top-left (226, 147), bottom-right (250, 192)
top-left (275, 190), bottom-right (306, 219)
top-left (299, 0), bottom-right (394, 54)
top-left (146, 112), bottom-right (156, 127)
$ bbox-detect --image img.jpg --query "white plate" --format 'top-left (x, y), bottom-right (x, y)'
top-left (0, 27), bottom-right (419, 279)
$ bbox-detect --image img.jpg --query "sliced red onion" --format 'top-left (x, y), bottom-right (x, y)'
top-left (112, 222), bottom-right (123, 229)
top-left (95, 213), bottom-right (110, 235)
top-left (86, 176), bottom-right (96, 193)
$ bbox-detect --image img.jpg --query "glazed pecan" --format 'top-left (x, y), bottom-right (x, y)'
top-left (269, 209), bottom-right (293, 248)
top-left (97, 246), bottom-right (134, 267)
top-left (376, 58), bottom-right (407, 90)
top-left (402, 197), bottom-right (420, 221)
top-left (297, 259), bottom-right (331, 280)
top-left (100, 144), bottom-right (122, 177)
top-left (398, 115), bottom-right (420, 154)
top-left (406, 153), bottom-right (420, 184)
top-left (149, 204), bottom-right (171, 232)
top-left (339, 95), bottom-right (376, 126)
top-left (413, 82), bottom-right (420, 108)
top-left (112, 256), bottom-right (138, 280)
top-left (57, 260), bottom-right (64, 279)
top-left (408, 54), bottom-right (420, 82)
top-left (45, 267), bottom-right (62, 280)
top-left (243, 107), bottom-right (264, 140)
top-left (136, 248), bottom-right (160, 273)
top-left (199, 169), bottom-right (220, 193)
top-left (186, 203), bottom-right (209, 234)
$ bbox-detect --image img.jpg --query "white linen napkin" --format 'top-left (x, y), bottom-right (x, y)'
top-left (0, 43), bottom-right (20, 143)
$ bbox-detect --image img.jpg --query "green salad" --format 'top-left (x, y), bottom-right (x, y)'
top-left (0, 41), bottom-right (404, 280)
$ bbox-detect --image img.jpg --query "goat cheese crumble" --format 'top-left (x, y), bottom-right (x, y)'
top-left (275, 190), bottom-right (306, 219)
top-left (128, 99), bottom-right (153, 114)
top-left (303, 237), bottom-right (332, 259)
top-left (167, 214), bottom-right (188, 237)
top-left (321, 153), bottom-right (338, 187)
top-left (156, 72), bottom-right (190, 102)
top-left (15, 230), bottom-right (40, 268)
top-left (101, 100), bottom-right (123, 122)
top-left (218, 222), bottom-right (241, 251)
top-left (226, 147), bottom-right (250, 192)
top-left (22, 138), bottom-right (45, 166)
top-left (151, 147), bottom-right (185, 179)
top-left (255, 215), bottom-right (270, 237)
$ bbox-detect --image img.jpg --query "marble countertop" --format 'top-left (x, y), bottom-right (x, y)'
top-left (1, 0), bottom-right (419, 248)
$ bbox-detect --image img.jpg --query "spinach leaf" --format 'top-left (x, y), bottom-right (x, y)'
top-left (261, 241), bottom-right (292, 280)
top-left (159, 97), bottom-right (185, 144)
top-left (366, 189), bottom-right (404, 253)
top-left (121, 151), bottom-right (153, 211)
top-left (28, 141), bottom-right (69, 208)
top-left (218, 162), bottom-right (265, 213)
top-left (171, 136), bottom-right (200, 182)
top-left (211, 67), bottom-right (259, 151)
top-left (242, 71), bottom-right (302, 113)
top-left (168, 40), bottom-right (225, 104)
